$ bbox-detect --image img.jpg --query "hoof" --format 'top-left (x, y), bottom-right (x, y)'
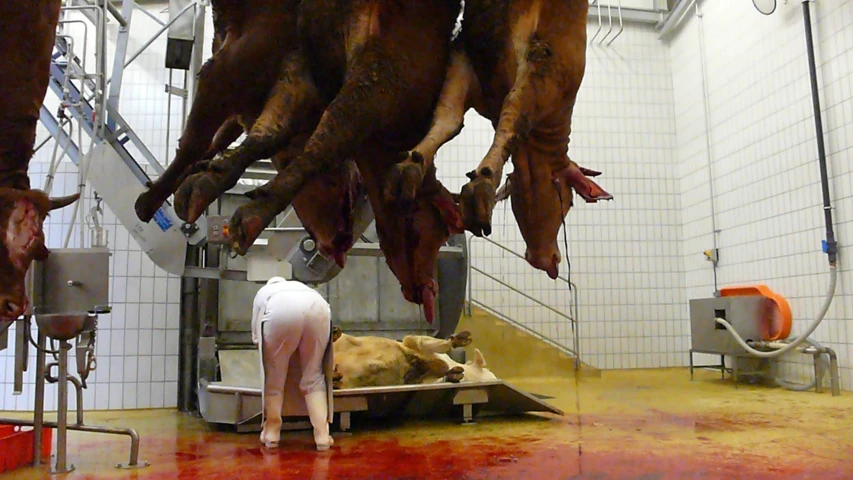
top-left (134, 189), bottom-right (161, 223)
top-left (384, 152), bottom-right (426, 205)
top-left (174, 172), bottom-right (223, 223)
top-left (332, 364), bottom-right (344, 389)
top-left (228, 205), bottom-right (270, 255)
top-left (444, 366), bottom-right (465, 383)
top-left (459, 173), bottom-right (497, 237)
top-left (450, 331), bottom-right (472, 348)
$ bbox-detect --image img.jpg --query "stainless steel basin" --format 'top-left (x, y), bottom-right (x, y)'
top-left (35, 313), bottom-right (96, 341)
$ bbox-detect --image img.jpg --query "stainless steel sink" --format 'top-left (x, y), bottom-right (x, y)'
top-left (35, 313), bottom-right (96, 341)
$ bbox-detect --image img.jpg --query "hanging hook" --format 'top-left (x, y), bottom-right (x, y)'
top-left (599, 1), bottom-right (614, 46)
top-left (590, 0), bottom-right (603, 45)
top-left (606, 0), bottom-right (624, 47)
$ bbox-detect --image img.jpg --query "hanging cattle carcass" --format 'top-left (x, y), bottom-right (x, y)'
top-left (0, 0), bottom-right (81, 320)
top-left (132, 0), bottom-right (365, 269)
top-left (165, 0), bottom-right (465, 323)
top-left (385, 0), bottom-right (613, 280)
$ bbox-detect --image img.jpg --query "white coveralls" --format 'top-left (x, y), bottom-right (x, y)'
top-left (252, 276), bottom-right (333, 450)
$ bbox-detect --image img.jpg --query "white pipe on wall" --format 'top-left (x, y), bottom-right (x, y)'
top-left (694, 0), bottom-right (721, 295)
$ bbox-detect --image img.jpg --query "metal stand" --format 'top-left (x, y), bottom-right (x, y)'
top-left (688, 349), bottom-right (729, 381)
top-left (0, 249), bottom-right (151, 472)
top-left (0, 316), bottom-right (150, 472)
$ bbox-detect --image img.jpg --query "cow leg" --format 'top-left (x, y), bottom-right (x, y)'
top-left (169, 117), bottom-right (247, 199)
top-left (384, 46), bottom-right (480, 205)
top-left (460, 60), bottom-right (543, 237)
top-left (134, 39), bottom-right (251, 223)
top-left (402, 331), bottom-right (472, 355)
top-left (173, 53), bottom-right (322, 224)
top-left (205, 117), bottom-right (245, 159)
top-left (228, 46), bottom-right (408, 254)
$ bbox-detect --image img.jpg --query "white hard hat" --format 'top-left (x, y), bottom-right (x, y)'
top-left (266, 276), bottom-right (286, 285)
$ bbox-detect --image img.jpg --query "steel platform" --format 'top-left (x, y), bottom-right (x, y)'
top-left (199, 349), bottom-right (563, 433)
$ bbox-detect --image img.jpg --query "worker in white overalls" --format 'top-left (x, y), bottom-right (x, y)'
top-left (252, 276), bottom-right (334, 450)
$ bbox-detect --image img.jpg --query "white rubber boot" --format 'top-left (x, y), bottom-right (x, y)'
top-left (260, 394), bottom-right (283, 448)
top-left (304, 391), bottom-right (333, 450)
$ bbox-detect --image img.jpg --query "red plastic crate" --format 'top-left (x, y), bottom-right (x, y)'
top-left (0, 424), bottom-right (53, 473)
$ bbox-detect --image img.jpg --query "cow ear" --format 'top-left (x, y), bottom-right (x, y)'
top-left (495, 175), bottom-right (513, 202)
top-left (554, 163), bottom-right (613, 204)
top-left (474, 348), bottom-right (487, 368)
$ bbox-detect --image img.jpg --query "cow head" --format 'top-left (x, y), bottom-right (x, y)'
top-left (291, 159), bottom-right (364, 269)
top-left (361, 154), bottom-right (464, 325)
top-left (497, 151), bottom-right (612, 279)
top-left (0, 188), bottom-right (79, 320)
top-left (462, 348), bottom-right (497, 382)
top-left (438, 348), bottom-right (497, 383)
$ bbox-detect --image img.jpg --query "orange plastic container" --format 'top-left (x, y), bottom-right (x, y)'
top-left (0, 425), bottom-right (53, 473)
top-left (719, 284), bottom-right (793, 341)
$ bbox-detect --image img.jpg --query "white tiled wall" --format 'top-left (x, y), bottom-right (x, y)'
top-left (670, 0), bottom-right (852, 389)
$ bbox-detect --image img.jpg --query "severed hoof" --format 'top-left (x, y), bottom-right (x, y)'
top-left (174, 172), bottom-right (225, 223)
top-left (384, 151), bottom-right (426, 205)
top-left (450, 331), bottom-right (472, 348)
top-left (134, 184), bottom-right (163, 223)
top-left (444, 366), bottom-right (465, 383)
top-left (459, 170), bottom-right (497, 237)
top-left (227, 203), bottom-right (276, 256)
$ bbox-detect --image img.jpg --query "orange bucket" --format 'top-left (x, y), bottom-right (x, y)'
top-left (0, 425), bottom-right (53, 473)
top-left (719, 284), bottom-right (793, 341)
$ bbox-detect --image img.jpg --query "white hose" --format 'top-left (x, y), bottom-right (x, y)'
top-left (770, 337), bottom-right (829, 392)
top-left (715, 265), bottom-right (837, 358)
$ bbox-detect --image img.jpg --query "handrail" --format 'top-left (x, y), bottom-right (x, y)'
top-left (470, 266), bottom-right (574, 324)
top-left (470, 300), bottom-right (577, 358)
top-left (469, 234), bottom-right (578, 288)
top-left (465, 234), bottom-right (581, 363)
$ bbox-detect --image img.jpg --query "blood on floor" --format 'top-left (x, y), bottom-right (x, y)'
top-left (3, 369), bottom-right (852, 479)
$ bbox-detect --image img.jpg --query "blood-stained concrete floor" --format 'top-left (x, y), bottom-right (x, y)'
top-left (2, 368), bottom-right (851, 479)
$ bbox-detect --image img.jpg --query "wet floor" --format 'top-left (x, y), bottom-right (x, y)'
top-left (2, 368), bottom-right (852, 479)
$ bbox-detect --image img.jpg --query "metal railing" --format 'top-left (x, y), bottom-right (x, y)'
top-left (465, 235), bottom-right (581, 365)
